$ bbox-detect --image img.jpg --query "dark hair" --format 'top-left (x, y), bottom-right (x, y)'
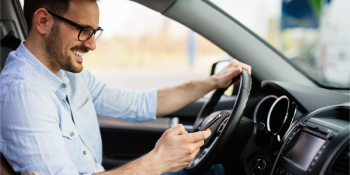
top-left (24, 0), bottom-right (70, 32)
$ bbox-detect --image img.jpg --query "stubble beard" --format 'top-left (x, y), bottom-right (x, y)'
top-left (44, 22), bottom-right (83, 73)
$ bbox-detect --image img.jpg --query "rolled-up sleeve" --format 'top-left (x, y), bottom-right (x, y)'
top-left (79, 69), bottom-right (157, 123)
top-left (0, 84), bottom-right (80, 175)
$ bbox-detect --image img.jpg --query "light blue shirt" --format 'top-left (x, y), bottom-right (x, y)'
top-left (0, 42), bottom-right (157, 175)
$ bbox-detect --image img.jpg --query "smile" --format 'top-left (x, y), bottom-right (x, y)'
top-left (73, 50), bottom-right (85, 58)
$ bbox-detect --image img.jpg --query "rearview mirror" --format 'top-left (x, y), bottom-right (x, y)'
top-left (210, 60), bottom-right (230, 75)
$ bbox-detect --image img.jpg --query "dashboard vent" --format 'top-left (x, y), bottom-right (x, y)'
top-left (330, 144), bottom-right (349, 174)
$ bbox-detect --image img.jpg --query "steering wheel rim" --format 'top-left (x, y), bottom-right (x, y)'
top-left (184, 69), bottom-right (252, 175)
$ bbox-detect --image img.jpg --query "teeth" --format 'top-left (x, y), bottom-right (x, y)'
top-left (73, 50), bottom-right (84, 58)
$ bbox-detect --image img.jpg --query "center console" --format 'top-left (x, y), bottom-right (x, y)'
top-left (273, 122), bottom-right (338, 175)
top-left (271, 104), bottom-right (350, 175)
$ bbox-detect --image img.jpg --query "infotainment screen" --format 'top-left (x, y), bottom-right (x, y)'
top-left (286, 132), bottom-right (325, 170)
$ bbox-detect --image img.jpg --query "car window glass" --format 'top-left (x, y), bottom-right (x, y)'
top-left (209, 0), bottom-right (350, 89)
top-left (1, 20), bottom-right (21, 71)
top-left (19, 0), bottom-right (234, 96)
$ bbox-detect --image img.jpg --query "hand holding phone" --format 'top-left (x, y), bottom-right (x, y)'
top-left (199, 111), bottom-right (223, 131)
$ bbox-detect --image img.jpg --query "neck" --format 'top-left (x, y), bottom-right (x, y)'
top-left (24, 34), bottom-right (61, 75)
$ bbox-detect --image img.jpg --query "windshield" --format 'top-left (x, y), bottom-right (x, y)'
top-left (209, 0), bottom-right (350, 89)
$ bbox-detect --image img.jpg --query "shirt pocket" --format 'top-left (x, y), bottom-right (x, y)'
top-left (76, 94), bottom-right (91, 111)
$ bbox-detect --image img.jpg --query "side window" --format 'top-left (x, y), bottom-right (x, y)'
top-left (18, 0), bottom-right (233, 96)
top-left (84, 0), bottom-right (226, 92)
top-left (1, 21), bottom-right (21, 70)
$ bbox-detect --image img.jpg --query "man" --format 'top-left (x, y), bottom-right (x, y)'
top-left (0, 0), bottom-right (251, 174)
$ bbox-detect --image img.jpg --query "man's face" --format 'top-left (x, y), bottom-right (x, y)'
top-left (44, 0), bottom-right (99, 73)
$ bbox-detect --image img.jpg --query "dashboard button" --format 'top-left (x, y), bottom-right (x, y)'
top-left (327, 132), bottom-right (335, 140)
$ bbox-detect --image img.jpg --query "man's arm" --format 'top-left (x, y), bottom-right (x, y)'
top-left (95, 124), bottom-right (211, 175)
top-left (156, 59), bottom-right (251, 117)
top-left (0, 85), bottom-right (80, 175)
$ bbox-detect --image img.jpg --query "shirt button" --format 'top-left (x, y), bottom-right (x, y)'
top-left (70, 132), bottom-right (74, 137)
top-left (62, 84), bottom-right (66, 88)
top-left (83, 151), bottom-right (87, 155)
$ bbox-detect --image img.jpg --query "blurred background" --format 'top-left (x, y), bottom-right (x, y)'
top-left (19, 0), bottom-right (350, 90)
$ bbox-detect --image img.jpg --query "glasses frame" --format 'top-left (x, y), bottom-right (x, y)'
top-left (47, 10), bottom-right (103, 41)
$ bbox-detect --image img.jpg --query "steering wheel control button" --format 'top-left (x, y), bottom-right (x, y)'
top-left (198, 151), bottom-right (206, 159)
top-left (216, 117), bottom-right (229, 134)
top-left (70, 132), bottom-right (74, 137)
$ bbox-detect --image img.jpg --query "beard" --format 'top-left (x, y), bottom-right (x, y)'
top-left (44, 22), bottom-right (88, 73)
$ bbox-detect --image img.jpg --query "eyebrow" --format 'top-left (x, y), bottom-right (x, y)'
top-left (80, 23), bottom-right (99, 30)
top-left (82, 24), bottom-right (93, 28)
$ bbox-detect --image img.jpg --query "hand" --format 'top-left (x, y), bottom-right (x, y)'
top-left (150, 124), bottom-right (211, 174)
top-left (213, 59), bottom-right (251, 88)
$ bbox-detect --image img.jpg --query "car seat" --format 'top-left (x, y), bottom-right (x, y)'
top-left (1, 152), bottom-right (19, 175)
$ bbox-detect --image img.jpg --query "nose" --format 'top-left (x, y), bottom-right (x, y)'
top-left (82, 35), bottom-right (96, 51)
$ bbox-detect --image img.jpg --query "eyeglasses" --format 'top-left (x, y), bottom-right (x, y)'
top-left (47, 10), bottom-right (103, 41)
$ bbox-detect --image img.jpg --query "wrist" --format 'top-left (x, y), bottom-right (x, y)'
top-left (145, 150), bottom-right (164, 174)
top-left (207, 75), bottom-right (219, 89)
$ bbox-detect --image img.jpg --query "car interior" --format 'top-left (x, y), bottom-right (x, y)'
top-left (1, 0), bottom-right (349, 175)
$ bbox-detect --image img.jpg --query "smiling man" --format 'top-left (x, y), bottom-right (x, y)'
top-left (0, 0), bottom-right (251, 175)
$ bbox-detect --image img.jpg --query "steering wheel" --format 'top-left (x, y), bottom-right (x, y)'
top-left (184, 69), bottom-right (251, 175)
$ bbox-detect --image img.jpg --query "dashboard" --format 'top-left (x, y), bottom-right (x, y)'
top-left (247, 81), bottom-right (350, 175)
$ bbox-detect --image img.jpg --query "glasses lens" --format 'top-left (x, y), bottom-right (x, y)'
top-left (79, 28), bottom-right (93, 41)
top-left (94, 30), bottom-right (103, 41)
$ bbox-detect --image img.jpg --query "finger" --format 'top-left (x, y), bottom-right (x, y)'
top-left (225, 66), bottom-right (242, 81)
top-left (190, 147), bottom-right (201, 159)
top-left (165, 124), bottom-right (188, 137)
top-left (233, 79), bottom-right (240, 84)
top-left (238, 63), bottom-right (251, 75)
top-left (188, 129), bottom-right (211, 142)
top-left (192, 140), bottom-right (205, 149)
top-left (229, 59), bottom-right (251, 75)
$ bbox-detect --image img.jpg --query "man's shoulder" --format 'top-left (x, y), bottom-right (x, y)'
top-left (0, 54), bottom-right (48, 97)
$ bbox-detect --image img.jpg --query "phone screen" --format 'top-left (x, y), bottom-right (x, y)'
top-left (199, 111), bottom-right (223, 131)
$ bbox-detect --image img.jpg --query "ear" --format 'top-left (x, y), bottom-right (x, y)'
top-left (33, 8), bottom-right (54, 35)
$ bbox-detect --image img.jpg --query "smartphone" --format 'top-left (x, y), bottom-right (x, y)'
top-left (199, 111), bottom-right (224, 131)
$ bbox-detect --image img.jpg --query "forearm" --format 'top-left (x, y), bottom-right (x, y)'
top-left (156, 76), bottom-right (218, 117)
top-left (95, 151), bottom-right (162, 175)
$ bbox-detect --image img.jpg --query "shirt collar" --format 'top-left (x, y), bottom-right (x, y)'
top-left (16, 41), bottom-right (68, 92)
